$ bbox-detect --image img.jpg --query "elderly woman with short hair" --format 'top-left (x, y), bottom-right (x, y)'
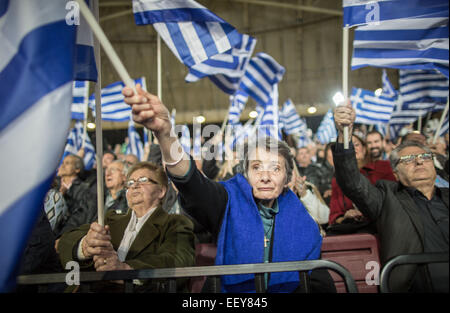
top-left (58, 161), bottom-right (196, 292)
top-left (123, 85), bottom-right (327, 293)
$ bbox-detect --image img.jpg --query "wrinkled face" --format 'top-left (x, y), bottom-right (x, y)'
top-left (105, 162), bottom-right (126, 190)
top-left (366, 133), bottom-right (384, 159)
top-left (125, 168), bottom-right (166, 210)
top-left (247, 148), bottom-right (287, 206)
top-left (57, 155), bottom-right (80, 177)
top-left (353, 136), bottom-right (366, 161)
top-left (394, 146), bottom-right (436, 188)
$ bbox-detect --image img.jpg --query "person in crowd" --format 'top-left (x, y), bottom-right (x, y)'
top-left (303, 142), bottom-right (335, 206)
top-left (333, 103), bottom-right (449, 292)
top-left (104, 160), bottom-right (129, 215)
top-left (58, 162), bottom-right (196, 292)
top-left (327, 134), bottom-right (396, 235)
top-left (122, 85), bottom-right (335, 293)
top-left (288, 169), bottom-right (329, 232)
top-left (366, 130), bottom-right (387, 161)
top-left (55, 154), bottom-right (96, 236)
top-left (16, 209), bottom-right (65, 293)
top-left (295, 147), bottom-right (312, 176)
top-left (102, 150), bottom-right (117, 169)
top-left (124, 154), bottom-right (139, 167)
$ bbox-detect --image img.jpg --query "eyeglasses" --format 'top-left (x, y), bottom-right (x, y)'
top-left (396, 152), bottom-right (433, 166)
top-left (126, 177), bottom-right (159, 188)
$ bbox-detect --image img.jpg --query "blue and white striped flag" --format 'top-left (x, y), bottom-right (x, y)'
top-left (72, 80), bottom-right (89, 120)
top-left (227, 89), bottom-right (248, 125)
top-left (73, 0), bottom-right (98, 81)
top-left (348, 0), bottom-right (449, 77)
top-left (343, 0), bottom-right (448, 27)
top-left (133, 0), bottom-right (254, 94)
top-left (0, 1), bottom-right (77, 292)
top-left (89, 77), bottom-right (146, 121)
top-left (239, 53), bottom-right (285, 106)
top-left (382, 70), bottom-right (397, 97)
top-left (351, 87), bottom-right (397, 124)
top-left (186, 34), bottom-right (257, 94)
top-left (61, 121), bottom-right (96, 170)
top-left (126, 120), bottom-right (144, 161)
top-left (255, 85), bottom-right (282, 140)
top-left (315, 110), bottom-right (337, 144)
top-left (438, 110), bottom-right (449, 136)
top-left (399, 69), bottom-right (449, 111)
top-left (279, 99), bottom-right (303, 135)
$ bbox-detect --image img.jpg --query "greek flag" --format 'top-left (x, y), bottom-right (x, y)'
top-left (399, 69), bottom-right (449, 111)
top-left (73, 0), bottom-right (98, 82)
top-left (89, 77), bottom-right (146, 121)
top-left (343, 0), bottom-right (448, 27)
top-left (126, 120), bottom-right (144, 161)
top-left (349, 0), bottom-right (449, 77)
top-left (382, 70), bottom-right (397, 97)
top-left (227, 89), bottom-right (248, 125)
top-left (0, 1), bottom-right (76, 292)
top-left (279, 99), bottom-right (303, 135)
top-left (255, 85), bottom-right (282, 140)
top-left (72, 80), bottom-right (89, 120)
top-left (351, 87), bottom-right (397, 124)
top-left (438, 110), bottom-right (449, 136)
top-left (61, 121), bottom-right (96, 170)
top-left (315, 110), bottom-right (337, 144)
top-left (133, 0), bottom-right (254, 94)
top-left (186, 34), bottom-right (257, 94)
top-left (239, 52), bottom-right (285, 106)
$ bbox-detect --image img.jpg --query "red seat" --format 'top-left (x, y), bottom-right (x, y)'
top-left (321, 233), bottom-right (381, 293)
top-left (189, 243), bottom-right (217, 293)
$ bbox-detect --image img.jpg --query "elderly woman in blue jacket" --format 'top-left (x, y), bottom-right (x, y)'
top-left (123, 85), bottom-right (323, 293)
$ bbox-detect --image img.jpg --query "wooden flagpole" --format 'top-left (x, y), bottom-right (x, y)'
top-left (342, 27), bottom-right (350, 149)
top-left (77, 0), bottom-right (136, 225)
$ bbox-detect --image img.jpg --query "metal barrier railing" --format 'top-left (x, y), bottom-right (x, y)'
top-left (380, 252), bottom-right (449, 293)
top-left (17, 259), bottom-right (358, 293)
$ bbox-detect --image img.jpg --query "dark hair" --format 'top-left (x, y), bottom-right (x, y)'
top-left (366, 130), bottom-right (384, 140)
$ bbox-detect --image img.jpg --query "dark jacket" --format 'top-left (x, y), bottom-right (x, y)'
top-left (58, 206), bottom-right (195, 292)
top-left (329, 159), bottom-right (396, 225)
top-left (333, 143), bottom-right (449, 292)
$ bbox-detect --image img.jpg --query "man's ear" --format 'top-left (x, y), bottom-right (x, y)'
top-left (393, 170), bottom-right (399, 181)
top-left (159, 186), bottom-right (167, 201)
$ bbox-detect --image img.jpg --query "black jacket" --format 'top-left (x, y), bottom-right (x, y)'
top-left (333, 143), bottom-right (449, 292)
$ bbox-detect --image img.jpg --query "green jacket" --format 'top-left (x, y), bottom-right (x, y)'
top-left (58, 206), bottom-right (195, 292)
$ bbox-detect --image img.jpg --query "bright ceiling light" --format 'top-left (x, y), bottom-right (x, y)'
top-left (307, 106), bottom-right (317, 114)
top-left (87, 122), bottom-right (96, 130)
top-left (332, 92), bottom-right (344, 106)
top-left (374, 88), bottom-right (383, 97)
top-left (249, 110), bottom-right (258, 119)
top-left (195, 115), bottom-right (205, 124)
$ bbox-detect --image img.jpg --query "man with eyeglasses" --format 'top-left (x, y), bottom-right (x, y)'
top-left (58, 162), bottom-right (195, 292)
top-left (332, 103), bottom-right (449, 293)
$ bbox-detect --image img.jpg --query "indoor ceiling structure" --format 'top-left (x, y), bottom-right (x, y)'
top-left (92, 0), bottom-right (399, 129)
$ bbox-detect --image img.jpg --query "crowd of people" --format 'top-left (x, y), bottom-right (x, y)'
top-left (16, 85), bottom-right (449, 293)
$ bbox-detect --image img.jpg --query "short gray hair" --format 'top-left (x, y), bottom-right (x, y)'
top-left (110, 159), bottom-right (130, 175)
top-left (242, 136), bottom-right (294, 185)
top-left (389, 140), bottom-right (432, 170)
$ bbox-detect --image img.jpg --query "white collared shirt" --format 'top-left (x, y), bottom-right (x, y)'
top-left (117, 206), bottom-right (157, 262)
